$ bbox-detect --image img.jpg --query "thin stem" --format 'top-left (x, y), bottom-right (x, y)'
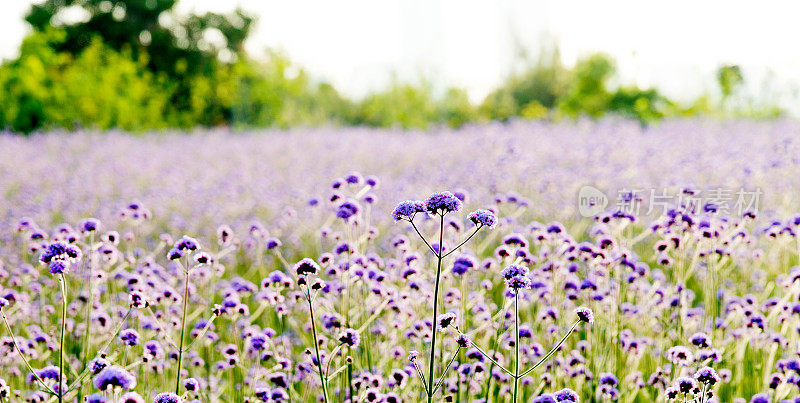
top-left (412, 360), bottom-right (430, 395)
top-left (182, 314), bottom-right (217, 352)
top-left (442, 226), bottom-right (482, 258)
top-left (426, 214), bottom-right (445, 403)
top-left (519, 321), bottom-right (580, 378)
top-left (324, 343), bottom-right (345, 377)
top-left (432, 347), bottom-right (462, 395)
top-left (0, 309), bottom-right (58, 395)
top-left (175, 262), bottom-right (190, 394)
top-left (78, 235), bottom-right (94, 401)
top-left (468, 340), bottom-right (513, 377)
top-left (307, 292), bottom-right (330, 403)
top-left (347, 359), bottom-right (354, 403)
top-left (58, 274), bottom-right (67, 403)
top-left (144, 307), bottom-right (179, 349)
top-left (512, 292), bottom-right (519, 403)
top-left (67, 307), bottom-right (134, 392)
top-left (409, 219), bottom-right (438, 256)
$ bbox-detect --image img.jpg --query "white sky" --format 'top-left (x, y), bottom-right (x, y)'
top-left (2, 0), bottom-right (800, 104)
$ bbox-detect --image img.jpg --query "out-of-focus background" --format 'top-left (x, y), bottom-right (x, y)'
top-left (1, 0), bottom-right (798, 134)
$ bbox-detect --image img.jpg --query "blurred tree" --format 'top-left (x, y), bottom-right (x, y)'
top-left (436, 88), bottom-right (477, 128)
top-left (717, 64), bottom-right (744, 100)
top-left (481, 47), bottom-right (567, 121)
top-left (24, 0), bottom-right (254, 125)
top-left (608, 87), bottom-right (670, 126)
top-left (557, 54), bottom-right (615, 118)
top-left (25, 0), bottom-right (253, 79)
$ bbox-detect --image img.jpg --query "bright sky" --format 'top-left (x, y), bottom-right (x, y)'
top-left (3, 0), bottom-right (800, 104)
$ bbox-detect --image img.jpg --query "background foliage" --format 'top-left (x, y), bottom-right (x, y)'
top-left (0, 0), bottom-right (785, 134)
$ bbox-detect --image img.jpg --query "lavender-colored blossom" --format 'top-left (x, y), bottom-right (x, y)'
top-left (575, 307), bottom-right (594, 324)
top-left (153, 393), bottom-right (182, 403)
top-left (337, 328), bottom-right (360, 348)
top-left (294, 258), bottom-right (320, 276)
top-left (468, 209), bottom-right (498, 228)
top-left (392, 200), bottom-right (425, 221)
top-left (425, 191), bottom-right (462, 214)
top-left (93, 365), bottom-right (137, 390)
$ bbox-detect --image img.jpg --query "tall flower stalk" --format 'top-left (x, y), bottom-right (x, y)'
top-left (36, 241), bottom-right (82, 401)
top-left (392, 192), bottom-right (497, 402)
top-left (166, 235), bottom-right (200, 395)
top-left (57, 274), bottom-right (67, 403)
top-left (294, 257), bottom-right (329, 403)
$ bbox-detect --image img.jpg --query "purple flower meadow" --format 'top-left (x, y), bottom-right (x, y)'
top-left (0, 121), bottom-right (799, 401)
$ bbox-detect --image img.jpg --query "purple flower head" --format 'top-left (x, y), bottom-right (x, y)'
top-left (153, 393), bottom-right (182, 403)
top-left (694, 366), bottom-right (720, 385)
top-left (599, 372), bottom-right (618, 386)
top-left (175, 236), bottom-right (200, 251)
top-left (39, 241), bottom-right (82, 274)
top-left (119, 329), bottom-right (140, 346)
top-left (265, 237), bottom-right (282, 249)
top-left (425, 191), bottom-right (463, 215)
top-left (86, 394), bottom-right (108, 403)
top-left (345, 172), bottom-right (363, 185)
top-left (336, 199), bottom-right (361, 221)
top-left (675, 376), bottom-right (696, 393)
top-left (456, 333), bottom-right (470, 348)
top-left (689, 332), bottom-right (710, 348)
top-left (751, 394), bottom-right (770, 403)
top-left (392, 200), bottom-right (425, 221)
top-left (408, 350), bottom-right (419, 362)
top-left (47, 260), bottom-right (69, 275)
top-left (88, 357), bottom-right (110, 374)
top-left (32, 365), bottom-right (60, 382)
top-left (120, 392), bottom-right (145, 403)
top-left (451, 255), bottom-right (477, 276)
top-left (500, 264), bottom-right (531, 290)
top-left (166, 247), bottom-right (183, 261)
top-left (193, 252), bottom-right (214, 265)
top-left (93, 365), bottom-right (137, 390)
top-left (79, 218), bottom-right (101, 233)
top-left (575, 307), bottom-right (594, 324)
top-left (129, 291), bottom-right (149, 309)
top-left (554, 388), bottom-right (579, 402)
top-left (533, 394), bottom-right (557, 403)
top-left (337, 328), bottom-right (360, 348)
top-left (438, 312), bottom-right (457, 329)
top-left (183, 377), bottom-right (200, 391)
top-left (294, 258), bottom-right (320, 276)
top-left (468, 209), bottom-right (498, 228)
top-left (667, 346), bottom-right (694, 366)
top-left (501, 264), bottom-right (528, 280)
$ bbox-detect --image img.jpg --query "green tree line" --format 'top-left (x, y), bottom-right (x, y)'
top-left (0, 0), bottom-right (784, 134)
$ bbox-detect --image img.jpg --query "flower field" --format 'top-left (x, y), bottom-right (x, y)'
top-left (1, 119), bottom-right (800, 402)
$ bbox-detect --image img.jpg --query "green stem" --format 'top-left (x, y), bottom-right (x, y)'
top-left (426, 214), bottom-right (445, 403)
top-left (519, 321), bottom-right (580, 378)
top-left (442, 226), bottom-right (482, 258)
top-left (307, 292), bottom-right (329, 403)
top-left (0, 309), bottom-right (57, 395)
top-left (79, 234), bottom-right (94, 401)
top-left (410, 219), bottom-right (438, 256)
top-left (175, 264), bottom-right (190, 394)
top-left (58, 275), bottom-right (67, 403)
top-left (513, 292), bottom-right (519, 403)
top-left (432, 347), bottom-right (461, 395)
top-left (347, 358), bottom-right (354, 402)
